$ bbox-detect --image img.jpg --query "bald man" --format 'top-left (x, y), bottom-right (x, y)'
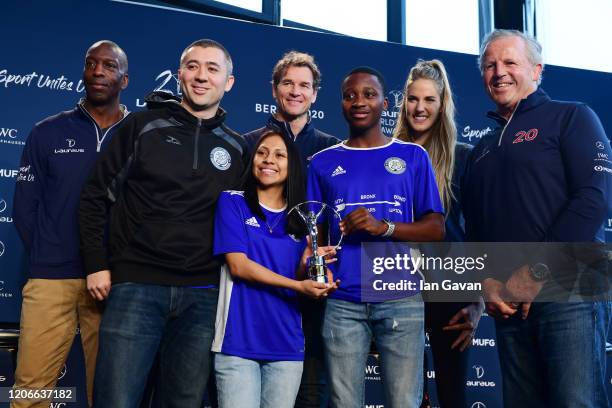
top-left (12, 40), bottom-right (129, 408)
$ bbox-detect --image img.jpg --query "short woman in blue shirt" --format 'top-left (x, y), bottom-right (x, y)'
top-left (212, 130), bottom-right (338, 408)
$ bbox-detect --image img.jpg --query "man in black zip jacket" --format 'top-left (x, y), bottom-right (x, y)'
top-left (79, 39), bottom-right (248, 408)
top-left (12, 40), bottom-right (128, 408)
top-left (243, 51), bottom-right (339, 407)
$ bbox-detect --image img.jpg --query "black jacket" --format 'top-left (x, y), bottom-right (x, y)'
top-left (79, 91), bottom-right (248, 286)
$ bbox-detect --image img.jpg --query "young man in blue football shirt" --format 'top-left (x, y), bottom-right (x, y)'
top-left (307, 67), bottom-right (445, 407)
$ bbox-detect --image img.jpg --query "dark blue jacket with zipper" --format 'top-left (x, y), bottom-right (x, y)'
top-left (462, 88), bottom-right (612, 282)
top-left (243, 115), bottom-right (339, 174)
top-left (13, 100), bottom-right (129, 279)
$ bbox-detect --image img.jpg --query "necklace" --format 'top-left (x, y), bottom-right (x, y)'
top-left (264, 211), bottom-right (285, 233)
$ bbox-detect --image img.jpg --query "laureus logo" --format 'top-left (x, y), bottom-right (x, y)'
top-left (388, 90), bottom-right (404, 110)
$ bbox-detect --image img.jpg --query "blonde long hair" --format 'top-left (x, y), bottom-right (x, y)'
top-left (393, 59), bottom-right (457, 212)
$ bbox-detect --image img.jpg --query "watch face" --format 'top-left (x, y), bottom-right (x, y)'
top-left (531, 263), bottom-right (550, 280)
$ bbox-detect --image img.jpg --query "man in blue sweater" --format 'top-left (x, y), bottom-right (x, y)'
top-left (463, 29), bottom-right (612, 407)
top-left (243, 51), bottom-right (339, 407)
top-left (12, 40), bottom-right (128, 408)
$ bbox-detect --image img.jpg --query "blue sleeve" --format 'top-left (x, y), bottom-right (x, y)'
top-left (214, 192), bottom-right (249, 255)
top-left (413, 148), bottom-right (444, 220)
top-left (544, 104), bottom-right (612, 242)
top-left (306, 160), bottom-right (323, 203)
top-left (12, 126), bottom-right (45, 251)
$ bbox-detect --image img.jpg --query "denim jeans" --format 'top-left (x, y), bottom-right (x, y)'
top-left (214, 353), bottom-right (303, 408)
top-left (322, 295), bottom-right (424, 408)
top-left (495, 301), bottom-right (611, 408)
top-left (93, 283), bottom-right (218, 408)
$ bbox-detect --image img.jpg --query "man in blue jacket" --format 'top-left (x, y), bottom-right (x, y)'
top-left (12, 40), bottom-right (128, 408)
top-left (243, 51), bottom-right (339, 407)
top-left (463, 29), bottom-right (612, 407)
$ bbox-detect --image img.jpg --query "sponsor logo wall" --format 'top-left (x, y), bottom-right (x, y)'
top-left (1, 1), bottom-right (611, 407)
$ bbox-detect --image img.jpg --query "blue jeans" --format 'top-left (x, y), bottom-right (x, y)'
top-left (322, 296), bottom-right (424, 408)
top-left (495, 301), bottom-right (611, 408)
top-left (215, 353), bottom-right (303, 408)
top-left (93, 283), bottom-right (218, 408)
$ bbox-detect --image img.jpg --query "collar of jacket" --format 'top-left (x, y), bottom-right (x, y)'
top-left (265, 114), bottom-right (313, 141)
top-left (486, 87), bottom-right (551, 125)
top-left (75, 98), bottom-right (129, 123)
top-left (144, 90), bottom-right (227, 129)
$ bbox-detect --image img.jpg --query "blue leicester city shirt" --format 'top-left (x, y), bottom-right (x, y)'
top-left (307, 139), bottom-right (443, 302)
top-left (212, 191), bottom-right (307, 361)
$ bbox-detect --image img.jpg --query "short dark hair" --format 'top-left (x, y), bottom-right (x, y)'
top-left (180, 39), bottom-right (233, 75)
top-left (272, 51), bottom-right (322, 90)
top-left (243, 129), bottom-right (307, 237)
top-left (344, 66), bottom-right (387, 94)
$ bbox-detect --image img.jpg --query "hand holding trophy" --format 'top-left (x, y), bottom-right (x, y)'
top-left (289, 200), bottom-right (343, 284)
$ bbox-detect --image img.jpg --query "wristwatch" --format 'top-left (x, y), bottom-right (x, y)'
top-left (528, 263), bottom-right (550, 282)
top-left (381, 219), bottom-right (395, 238)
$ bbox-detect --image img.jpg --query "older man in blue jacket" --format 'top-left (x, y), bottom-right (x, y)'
top-left (463, 29), bottom-right (611, 408)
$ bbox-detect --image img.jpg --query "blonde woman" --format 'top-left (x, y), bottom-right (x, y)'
top-left (394, 59), bottom-right (484, 408)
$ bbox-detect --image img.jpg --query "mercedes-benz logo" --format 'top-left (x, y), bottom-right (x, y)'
top-left (472, 364), bottom-right (485, 379)
top-left (0, 199), bottom-right (6, 213)
top-left (0, 281), bottom-right (4, 291)
top-left (471, 402), bottom-right (486, 408)
top-left (0, 241), bottom-right (5, 257)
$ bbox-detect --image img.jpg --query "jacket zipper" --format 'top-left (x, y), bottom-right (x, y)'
top-left (193, 119), bottom-right (202, 170)
top-left (283, 121), bottom-right (297, 141)
top-left (79, 103), bottom-right (128, 152)
top-left (497, 100), bottom-right (521, 146)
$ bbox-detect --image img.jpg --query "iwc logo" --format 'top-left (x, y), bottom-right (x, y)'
top-left (210, 147), bottom-right (231, 171)
top-left (384, 157), bottom-right (406, 175)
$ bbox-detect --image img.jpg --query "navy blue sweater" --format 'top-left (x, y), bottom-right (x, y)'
top-left (463, 88), bottom-right (611, 245)
top-left (13, 102), bottom-right (128, 279)
top-left (462, 89), bottom-right (611, 285)
top-left (243, 115), bottom-right (339, 174)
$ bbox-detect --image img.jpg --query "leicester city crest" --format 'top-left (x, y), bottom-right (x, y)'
top-left (210, 147), bottom-right (231, 170)
top-left (384, 157), bottom-right (406, 174)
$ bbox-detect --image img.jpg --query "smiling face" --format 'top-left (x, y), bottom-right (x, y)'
top-left (83, 43), bottom-right (128, 107)
top-left (178, 46), bottom-right (235, 119)
top-left (482, 36), bottom-right (542, 118)
top-left (273, 65), bottom-right (318, 121)
top-left (341, 72), bottom-right (388, 131)
top-left (405, 78), bottom-right (442, 140)
top-left (253, 134), bottom-right (289, 189)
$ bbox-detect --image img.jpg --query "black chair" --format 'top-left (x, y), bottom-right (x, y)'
top-left (0, 322), bottom-right (20, 369)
